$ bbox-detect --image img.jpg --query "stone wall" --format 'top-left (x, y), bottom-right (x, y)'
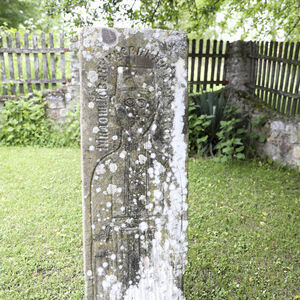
top-left (42, 86), bottom-right (76, 123)
top-left (226, 90), bottom-right (300, 170)
top-left (225, 40), bottom-right (300, 170)
top-left (45, 39), bottom-right (80, 123)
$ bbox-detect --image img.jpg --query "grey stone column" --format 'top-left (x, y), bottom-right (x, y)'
top-left (80, 27), bottom-right (188, 300)
top-left (224, 40), bottom-right (257, 94)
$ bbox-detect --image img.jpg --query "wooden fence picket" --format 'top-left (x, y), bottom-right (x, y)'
top-left (6, 33), bottom-right (16, 94)
top-left (24, 33), bottom-right (33, 93)
top-left (32, 32), bottom-right (41, 91)
top-left (15, 32), bottom-right (24, 94)
top-left (0, 33), bottom-right (298, 116)
top-left (0, 31), bottom-right (70, 96)
top-left (210, 40), bottom-right (217, 89)
top-left (196, 39), bottom-right (203, 93)
top-left (0, 34), bottom-right (7, 95)
top-left (273, 42), bottom-right (283, 111)
top-left (188, 39), bottom-right (229, 92)
top-left (49, 33), bottom-right (56, 88)
top-left (60, 32), bottom-right (66, 81)
top-left (216, 40), bottom-right (222, 88)
top-left (41, 32), bottom-right (49, 89)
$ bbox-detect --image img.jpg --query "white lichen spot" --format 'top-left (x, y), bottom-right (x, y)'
top-left (139, 195), bottom-right (146, 202)
top-left (96, 164), bottom-right (106, 175)
top-left (87, 70), bottom-right (98, 83)
top-left (144, 141), bottom-right (152, 150)
top-left (102, 274), bottom-right (117, 291)
top-left (82, 51), bottom-right (92, 61)
top-left (112, 135), bottom-right (118, 141)
top-left (119, 150), bottom-right (127, 159)
top-left (150, 153), bottom-right (156, 159)
top-left (139, 222), bottom-right (148, 232)
top-left (93, 126), bottom-right (99, 134)
top-left (88, 102), bottom-right (95, 109)
top-left (110, 254), bottom-right (116, 260)
top-left (106, 184), bottom-right (117, 195)
top-left (86, 270), bottom-right (92, 277)
top-left (96, 187), bottom-right (101, 193)
top-left (109, 163), bottom-right (118, 173)
top-left (89, 145), bottom-right (95, 151)
top-left (154, 189), bottom-right (163, 200)
top-left (145, 203), bottom-right (153, 211)
top-left (151, 123), bottom-right (157, 132)
top-left (120, 206), bottom-right (125, 212)
top-left (103, 262), bottom-right (108, 268)
top-left (106, 202), bottom-right (112, 208)
top-left (148, 167), bottom-right (154, 178)
top-left (138, 154), bottom-right (147, 164)
top-left (97, 267), bottom-right (104, 276)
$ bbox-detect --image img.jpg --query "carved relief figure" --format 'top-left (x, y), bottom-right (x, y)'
top-left (90, 59), bottom-right (165, 299)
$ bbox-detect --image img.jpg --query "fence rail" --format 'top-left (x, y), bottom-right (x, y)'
top-left (0, 32), bottom-right (70, 96)
top-left (0, 32), bottom-right (299, 116)
top-left (249, 41), bottom-right (300, 116)
top-left (188, 39), bottom-right (229, 93)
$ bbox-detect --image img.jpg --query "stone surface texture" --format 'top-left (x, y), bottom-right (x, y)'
top-left (224, 41), bottom-right (256, 94)
top-left (80, 27), bottom-right (188, 300)
top-left (43, 86), bottom-right (77, 122)
top-left (227, 89), bottom-right (300, 170)
top-left (0, 85), bottom-right (79, 124)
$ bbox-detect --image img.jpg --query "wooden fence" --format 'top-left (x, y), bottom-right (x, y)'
top-left (248, 41), bottom-right (300, 116)
top-left (0, 32), bottom-right (299, 116)
top-left (0, 32), bottom-right (70, 97)
top-left (188, 39), bottom-right (229, 93)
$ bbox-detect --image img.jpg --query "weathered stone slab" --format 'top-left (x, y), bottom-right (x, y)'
top-left (80, 27), bottom-right (188, 300)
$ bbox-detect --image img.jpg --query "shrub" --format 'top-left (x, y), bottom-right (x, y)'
top-left (189, 91), bottom-right (227, 156)
top-left (0, 95), bottom-right (53, 146)
top-left (188, 91), bottom-right (260, 160)
top-left (0, 95), bottom-right (80, 147)
top-left (52, 102), bottom-right (81, 147)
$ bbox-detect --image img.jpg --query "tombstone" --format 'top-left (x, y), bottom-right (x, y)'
top-left (80, 27), bottom-right (188, 300)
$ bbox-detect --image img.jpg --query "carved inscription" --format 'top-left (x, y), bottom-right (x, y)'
top-left (95, 60), bottom-right (109, 151)
top-left (90, 58), bottom-right (161, 298)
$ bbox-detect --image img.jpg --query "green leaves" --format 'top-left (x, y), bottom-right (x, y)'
top-left (188, 92), bottom-right (267, 161)
top-left (40, 0), bottom-right (299, 40)
top-left (0, 96), bottom-right (80, 147)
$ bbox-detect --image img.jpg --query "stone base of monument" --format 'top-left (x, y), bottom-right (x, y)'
top-left (80, 27), bottom-right (188, 300)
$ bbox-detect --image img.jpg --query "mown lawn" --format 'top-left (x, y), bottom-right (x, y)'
top-left (0, 147), bottom-right (299, 299)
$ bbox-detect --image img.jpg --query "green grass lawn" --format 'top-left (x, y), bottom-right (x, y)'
top-left (0, 147), bottom-right (299, 299)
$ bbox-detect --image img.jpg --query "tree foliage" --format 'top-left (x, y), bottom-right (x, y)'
top-left (42, 0), bottom-right (299, 40)
top-left (0, 0), bottom-right (39, 28)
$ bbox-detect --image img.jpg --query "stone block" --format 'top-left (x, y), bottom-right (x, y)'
top-left (80, 27), bottom-right (188, 299)
top-left (293, 146), bottom-right (300, 159)
top-left (270, 120), bottom-right (285, 131)
top-left (59, 108), bottom-right (67, 117)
